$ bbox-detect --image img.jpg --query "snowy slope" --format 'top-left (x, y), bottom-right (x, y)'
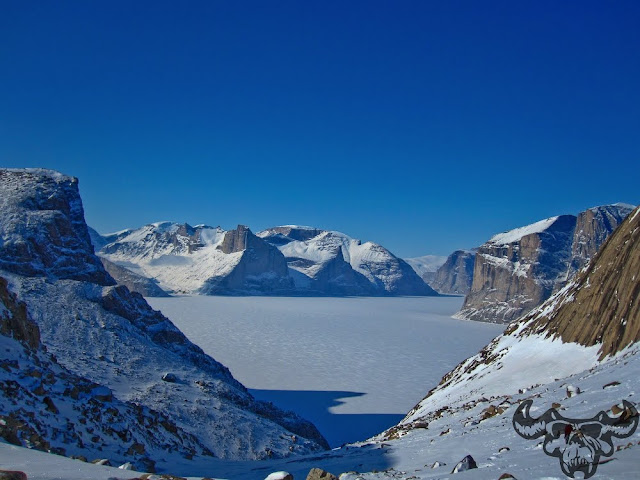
top-left (0, 169), bottom-right (328, 470)
top-left (97, 222), bottom-right (239, 294)
top-left (0, 275), bottom-right (211, 472)
top-left (259, 226), bottom-right (437, 296)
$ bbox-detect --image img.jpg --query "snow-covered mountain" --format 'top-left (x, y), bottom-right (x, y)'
top-left (258, 226), bottom-right (437, 296)
top-left (457, 204), bottom-right (634, 323)
top-left (0, 169), bottom-right (328, 470)
top-left (94, 222), bottom-right (294, 295)
top-left (404, 255), bottom-right (447, 285)
top-left (93, 223), bottom-right (437, 297)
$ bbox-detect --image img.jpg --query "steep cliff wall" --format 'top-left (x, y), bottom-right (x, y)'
top-left (457, 205), bottom-right (633, 323)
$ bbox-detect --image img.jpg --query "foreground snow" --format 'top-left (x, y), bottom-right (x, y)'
top-left (3, 342), bottom-right (639, 480)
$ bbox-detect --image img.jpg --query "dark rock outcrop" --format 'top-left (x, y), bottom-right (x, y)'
top-left (0, 277), bottom-right (39, 349)
top-left (0, 169), bottom-right (113, 285)
top-left (457, 204), bottom-right (633, 323)
top-left (204, 225), bottom-right (295, 294)
top-left (306, 468), bottom-right (339, 480)
top-left (0, 274), bottom-right (212, 471)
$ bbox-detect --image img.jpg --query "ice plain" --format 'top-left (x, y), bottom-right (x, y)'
top-left (147, 296), bottom-right (504, 447)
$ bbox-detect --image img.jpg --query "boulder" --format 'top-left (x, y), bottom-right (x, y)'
top-left (0, 472), bottom-right (27, 480)
top-left (306, 468), bottom-right (338, 480)
top-left (451, 455), bottom-right (477, 473)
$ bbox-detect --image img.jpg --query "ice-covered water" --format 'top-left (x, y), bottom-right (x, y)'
top-left (148, 296), bottom-right (504, 446)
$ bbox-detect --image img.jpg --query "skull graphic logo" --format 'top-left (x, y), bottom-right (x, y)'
top-left (513, 399), bottom-right (638, 478)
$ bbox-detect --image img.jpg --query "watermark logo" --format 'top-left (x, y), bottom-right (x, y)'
top-left (512, 399), bottom-right (638, 478)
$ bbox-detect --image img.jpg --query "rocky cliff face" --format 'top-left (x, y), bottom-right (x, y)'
top-left (0, 169), bottom-right (328, 467)
top-left (258, 226), bottom-right (437, 296)
top-left (456, 204), bottom-right (633, 323)
top-left (0, 169), bottom-right (112, 285)
top-left (427, 250), bottom-right (476, 295)
top-left (201, 225), bottom-right (294, 294)
top-left (523, 205), bottom-right (640, 359)
top-left (386, 206), bottom-right (640, 444)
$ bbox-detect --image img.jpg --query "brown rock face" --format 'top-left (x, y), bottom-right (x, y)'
top-left (207, 225), bottom-right (294, 294)
top-left (306, 468), bottom-right (339, 480)
top-left (523, 206), bottom-right (640, 359)
top-left (217, 225), bottom-right (252, 254)
top-left (458, 205), bottom-right (633, 323)
top-left (0, 276), bottom-right (40, 349)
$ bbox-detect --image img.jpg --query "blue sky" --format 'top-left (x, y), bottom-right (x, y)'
top-left (2, 1), bottom-right (639, 256)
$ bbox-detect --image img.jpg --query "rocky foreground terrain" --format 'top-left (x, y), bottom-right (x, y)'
top-left (0, 169), bottom-right (328, 473)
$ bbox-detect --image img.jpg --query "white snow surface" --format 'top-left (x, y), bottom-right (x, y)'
top-left (489, 216), bottom-right (559, 245)
top-left (148, 296), bottom-right (502, 447)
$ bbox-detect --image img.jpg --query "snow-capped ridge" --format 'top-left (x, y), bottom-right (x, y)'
top-left (489, 216), bottom-right (559, 245)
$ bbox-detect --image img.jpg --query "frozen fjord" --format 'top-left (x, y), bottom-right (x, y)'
top-left (148, 296), bottom-right (504, 447)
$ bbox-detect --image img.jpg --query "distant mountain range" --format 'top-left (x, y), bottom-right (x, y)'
top-left (92, 223), bottom-right (436, 297)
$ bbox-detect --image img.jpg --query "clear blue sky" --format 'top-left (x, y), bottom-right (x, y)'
top-left (2, 1), bottom-right (639, 257)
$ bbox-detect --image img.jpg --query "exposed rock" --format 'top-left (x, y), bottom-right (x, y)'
top-left (428, 250), bottom-right (476, 295)
top-left (565, 385), bottom-right (581, 398)
top-left (451, 454), bottom-right (477, 473)
top-left (522, 205), bottom-right (640, 359)
top-left (306, 468), bottom-right (338, 480)
top-left (204, 225), bottom-right (294, 294)
top-left (457, 204), bottom-right (633, 323)
top-left (161, 373), bottom-right (177, 383)
top-left (96, 222), bottom-right (295, 295)
top-left (0, 471), bottom-right (28, 480)
top-left (0, 169), bottom-right (113, 285)
top-left (0, 277), bottom-right (39, 349)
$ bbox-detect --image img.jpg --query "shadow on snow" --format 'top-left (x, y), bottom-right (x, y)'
top-left (249, 389), bottom-right (405, 448)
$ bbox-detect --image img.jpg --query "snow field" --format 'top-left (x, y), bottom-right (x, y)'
top-left (148, 296), bottom-right (504, 446)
